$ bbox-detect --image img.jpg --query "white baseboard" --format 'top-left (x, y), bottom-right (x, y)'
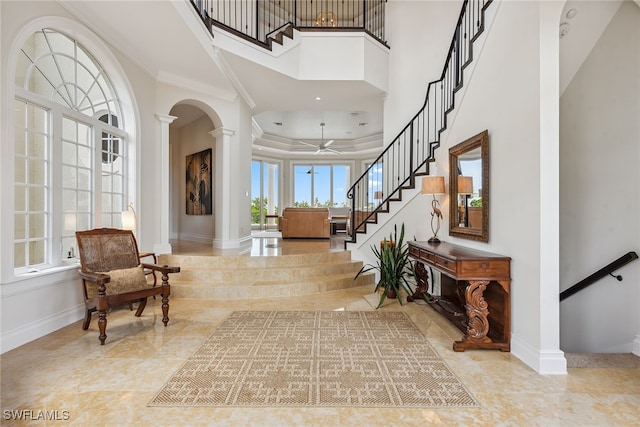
top-left (178, 232), bottom-right (214, 245)
top-left (510, 334), bottom-right (567, 375)
top-left (1, 304), bottom-right (84, 354)
top-left (212, 235), bottom-right (252, 249)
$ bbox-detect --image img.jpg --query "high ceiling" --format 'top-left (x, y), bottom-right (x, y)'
top-left (57, 0), bottom-right (629, 158)
top-left (58, 0), bottom-right (386, 157)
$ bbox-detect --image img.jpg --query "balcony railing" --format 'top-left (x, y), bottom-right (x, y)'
top-left (191, 0), bottom-right (387, 49)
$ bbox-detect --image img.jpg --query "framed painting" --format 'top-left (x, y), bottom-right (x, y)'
top-left (185, 148), bottom-right (212, 215)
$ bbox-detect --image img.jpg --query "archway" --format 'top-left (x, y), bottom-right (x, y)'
top-left (168, 103), bottom-right (220, 246)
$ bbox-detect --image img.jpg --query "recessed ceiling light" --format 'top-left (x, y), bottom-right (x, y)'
top-left (315, 97), bottom-right (321, 101)
top-left (273, 122), bottom-right (283, 126)
top-left (359, 122), bottom-right (367, 127)
top-left (350, 112), bottom-right (359, 117)
top-left (566, 8), bottom-right (577, 19)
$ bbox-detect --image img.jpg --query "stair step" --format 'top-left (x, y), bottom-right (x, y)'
top-left (172, 260), bottom-right (364, 282)
top-left (171, 271), bottom-right (374, 299)
top-left (159, 250), bottom-right (352, 269)
top-left (160, 250), bottom-right (374, 299)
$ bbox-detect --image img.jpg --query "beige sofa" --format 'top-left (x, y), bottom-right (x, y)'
top-left (279, 208), bottom-right (330, 239)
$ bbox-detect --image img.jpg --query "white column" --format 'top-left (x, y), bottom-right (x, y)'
top-left (154, 114), bottom-right (177, 255)
top-left (537, 1), bottom-right (566, 375)
top-left (210, 128), bottom-right (236, 248)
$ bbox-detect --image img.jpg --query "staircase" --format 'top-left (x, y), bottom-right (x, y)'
top-left (346, 0), bottom-right (494, 246)
top-left (159, 250), bottom-right (374, 299)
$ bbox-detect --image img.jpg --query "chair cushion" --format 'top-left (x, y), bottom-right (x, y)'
top-left (86, 265), bottom-right (149, 298)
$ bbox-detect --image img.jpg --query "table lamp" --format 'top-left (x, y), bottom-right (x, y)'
top-left (421, 176), bottom-right (445, 243)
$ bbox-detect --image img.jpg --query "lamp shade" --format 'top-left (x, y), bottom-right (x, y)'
top-left (421, 176), bottom-right (445, 195)
top-left (458, 176), bottom-right (474, 195)
top-left (373, 191), bottom-right (383, 200)
top-left (121, 204), bottom-right (137, 231)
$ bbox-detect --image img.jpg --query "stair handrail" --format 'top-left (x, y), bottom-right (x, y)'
top-left (345, 0), bottom-right (493, 245)
top-left (559, 251), bottom-right (639, 301)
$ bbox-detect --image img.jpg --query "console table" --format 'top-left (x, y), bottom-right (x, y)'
top-left (408, 241), bottom-right (511, 352)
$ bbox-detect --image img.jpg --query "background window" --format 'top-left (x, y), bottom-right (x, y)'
top-left (293, 164), bottom-right (351, 208)
top-left (252, 160), bottom-right (279, 229)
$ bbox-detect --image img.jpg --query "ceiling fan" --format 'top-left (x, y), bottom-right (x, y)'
top-left (299, 123), bottom-right (341, 155)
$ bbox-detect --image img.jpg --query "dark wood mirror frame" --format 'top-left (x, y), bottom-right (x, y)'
top-left (449, 130), bottom-right (489, 242)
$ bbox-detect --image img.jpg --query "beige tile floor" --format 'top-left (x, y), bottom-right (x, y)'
top-left (1, 237), bottom-right (639, 426)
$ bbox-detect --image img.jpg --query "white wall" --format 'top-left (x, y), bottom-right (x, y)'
top-left (559, 1), bottom-right (640, 353)
top-left (357, 0), bottom-right (569, 373)
top-left (384, 0), bottom-right (461, 144)
top-left (438, 1), bottom-right (547, 370)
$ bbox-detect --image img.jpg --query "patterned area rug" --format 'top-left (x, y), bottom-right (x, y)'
top-left (149, 311), bottom-right (478, 408)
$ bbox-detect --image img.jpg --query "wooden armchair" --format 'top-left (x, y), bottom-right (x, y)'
top-left (75, 228), bottom-right (180, 345)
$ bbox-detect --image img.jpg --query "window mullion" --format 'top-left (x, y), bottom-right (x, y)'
top-left (92, 124), bottom-right (101, 228)
top-left (50, 107), bottom-right (63, 264)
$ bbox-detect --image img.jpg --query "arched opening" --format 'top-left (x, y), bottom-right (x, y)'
top-left (168, 103), bottom-right (219, 246)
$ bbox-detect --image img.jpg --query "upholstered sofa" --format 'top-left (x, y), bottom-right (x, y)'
top-left (279, 207), bottom-right (330, 239)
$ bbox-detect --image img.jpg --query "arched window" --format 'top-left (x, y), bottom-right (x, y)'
top-left (14, 28), bottom-right (128, 271)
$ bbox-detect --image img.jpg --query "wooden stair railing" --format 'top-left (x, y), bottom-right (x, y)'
top-left (345, 0), bottom-right (493, 247)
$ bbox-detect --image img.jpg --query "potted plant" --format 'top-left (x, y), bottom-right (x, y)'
top-left (355, 223), bottom-right (415, 308)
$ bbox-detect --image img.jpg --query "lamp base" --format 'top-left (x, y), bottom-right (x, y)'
top-left (428, 236), bottom-right (441, 244)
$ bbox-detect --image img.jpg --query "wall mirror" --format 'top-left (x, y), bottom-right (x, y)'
top-left (449, 130), bottom-right (489, 242)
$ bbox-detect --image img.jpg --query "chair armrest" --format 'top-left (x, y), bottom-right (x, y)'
top-left (78, 270), bottom-right (110, 284)
top-left (141, 264), bottom-right (181, 275)
top-left (139, 252), bottom-right (157, 263)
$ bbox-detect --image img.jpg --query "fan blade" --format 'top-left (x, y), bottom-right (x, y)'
top-left (313, 149), bottom-right (321, 155)
top-left (323, 139), bottom-right (334, 147)
top-left (326, 148), bottom-right (341, 155)
top-left (299, 140), bottom-right (317, 148)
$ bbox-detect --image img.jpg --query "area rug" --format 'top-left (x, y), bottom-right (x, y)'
top-left (149, 311), bottom-right (478, 408)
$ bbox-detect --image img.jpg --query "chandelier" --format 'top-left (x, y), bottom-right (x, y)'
top-left (315, 11), bottom-right (338, 27)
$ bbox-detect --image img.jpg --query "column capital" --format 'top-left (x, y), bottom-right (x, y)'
top-left (209, 128), bottom-right (235, 139)
top-left (156, 114), bottom-right (178, 124)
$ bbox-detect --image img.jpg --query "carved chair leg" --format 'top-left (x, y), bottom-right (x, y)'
top-left (98, 310), bottom-right (107, 345)
top-left (82, 309), bottom-right (92, 330)
top-left (135, 298), bottom-right (147, 317)
top-left (161, 294), bottom-right (169, 327)
top-left (161, 273), bottom-right (170, 327)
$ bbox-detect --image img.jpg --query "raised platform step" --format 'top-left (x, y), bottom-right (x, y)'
top-left (158, 250), bottom-right (374, 299)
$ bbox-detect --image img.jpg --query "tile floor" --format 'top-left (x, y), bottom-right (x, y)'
top-left (1, 238), bottom-right (639, 426)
